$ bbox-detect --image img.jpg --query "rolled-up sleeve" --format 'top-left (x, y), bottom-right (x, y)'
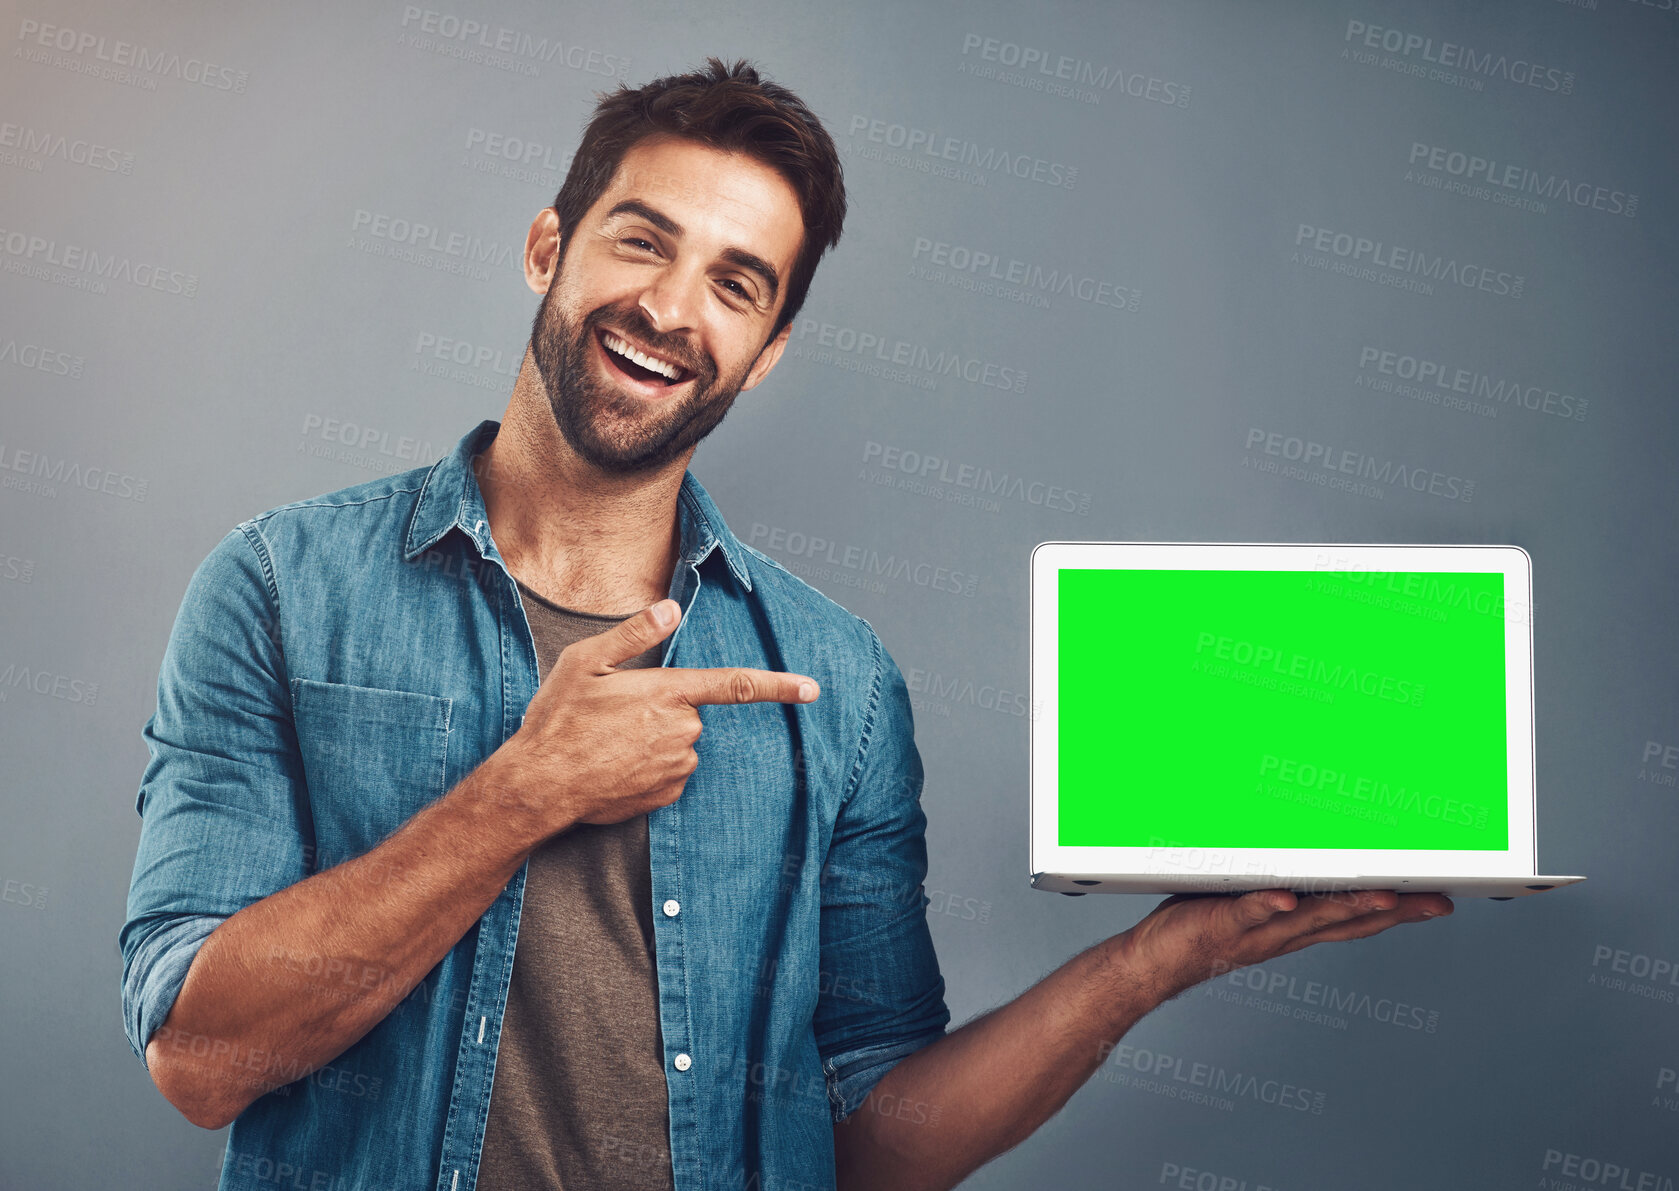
top-left (815, 628), bottom-right (950, 1122)
top-left (120, 522), bottom-right (310, 1067)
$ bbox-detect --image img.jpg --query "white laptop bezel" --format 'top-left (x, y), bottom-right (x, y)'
top-left (1029, 542), bottom-right (1537, 883)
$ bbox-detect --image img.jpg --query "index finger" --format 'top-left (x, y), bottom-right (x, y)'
top-left (663, 666), bottom-right (820, 706)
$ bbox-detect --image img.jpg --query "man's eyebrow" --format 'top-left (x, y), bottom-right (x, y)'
top-left (604, 199), bottom-right (781, 306)
top-left (719, 247), bottom-right (780, 306)
top-left (605, 199), bottom-right (682, 239)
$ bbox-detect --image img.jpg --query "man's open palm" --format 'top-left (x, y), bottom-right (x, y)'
top-left (1116, 888), bottom-right (1455, 1004)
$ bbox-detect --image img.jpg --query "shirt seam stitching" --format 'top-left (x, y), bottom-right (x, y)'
top-left (236, 521), bottom-right (289, 714)
top-left (828, 1031), bottom-right (944, 1083)
top-left (839, 628), bottom-right (886, 810)
top-left (245, 484), bottom-right (427, 528)
top-left (737, 541), bottom-right (875, 638)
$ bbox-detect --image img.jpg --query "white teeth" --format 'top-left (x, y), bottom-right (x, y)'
top-left (603, 331), bottom-right (681, 381)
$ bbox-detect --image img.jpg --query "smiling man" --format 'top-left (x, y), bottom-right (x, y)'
top-left (122, 59), bottom-right (1449, 1191)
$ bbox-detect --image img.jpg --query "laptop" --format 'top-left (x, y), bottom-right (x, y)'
top-left (1028, 542), bottom-right (1585, 899)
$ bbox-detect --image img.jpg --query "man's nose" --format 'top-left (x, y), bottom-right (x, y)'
top-left (637, 261), bottom-right (704, 335)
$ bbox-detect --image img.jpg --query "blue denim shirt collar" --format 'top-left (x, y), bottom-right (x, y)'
top-left (402, 417), bottom-right (754, 593)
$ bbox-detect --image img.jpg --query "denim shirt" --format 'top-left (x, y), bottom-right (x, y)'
top-left (121, 418), bottom-right (950, 1191)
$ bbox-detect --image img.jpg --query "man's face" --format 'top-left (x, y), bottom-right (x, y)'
top-left (529, 135), bottom-right (805, 474)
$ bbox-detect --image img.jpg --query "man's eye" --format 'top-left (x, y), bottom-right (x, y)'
top-left (719, 279), bottom-right (749, 298)
top-left (625, 237), bottom-right (656, 252)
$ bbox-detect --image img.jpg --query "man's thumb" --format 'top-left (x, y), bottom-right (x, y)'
top-left (586, 599), bottom-right (680, 669)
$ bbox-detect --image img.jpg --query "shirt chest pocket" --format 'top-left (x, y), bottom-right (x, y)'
top-left (291, 678), bottom-right (454, 867)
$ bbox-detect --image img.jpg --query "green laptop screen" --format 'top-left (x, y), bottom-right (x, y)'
top-left (1056, 568), bottom-right (1510, 850)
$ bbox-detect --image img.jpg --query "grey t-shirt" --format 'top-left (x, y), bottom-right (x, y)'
top-left (474, 579), bottom-right (675, 1191)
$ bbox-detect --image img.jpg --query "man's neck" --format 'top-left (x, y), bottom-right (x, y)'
top-left (477, 353), bottom-right (687, 616)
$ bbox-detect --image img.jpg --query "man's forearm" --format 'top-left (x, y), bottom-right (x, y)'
top-left (833, 932), bottom-right (1158, 1191)
top-left (833, 888), bottom-right (1444, 1190)
top-left (145, 750), bottom-right (552, 1129)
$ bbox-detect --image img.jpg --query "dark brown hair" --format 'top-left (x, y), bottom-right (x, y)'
top-left (553, 57), bottom-right (846, 340)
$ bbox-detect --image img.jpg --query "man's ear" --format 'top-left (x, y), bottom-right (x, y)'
top-left (741, 322), bottom-right (793, 393)
top-left (523, 208), bottom-right (564, 295)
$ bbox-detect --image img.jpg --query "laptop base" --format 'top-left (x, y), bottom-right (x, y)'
top-left (1031, 873), bottom-right (1587, 898)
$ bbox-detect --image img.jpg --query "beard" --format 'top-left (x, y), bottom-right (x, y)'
top-left (529, 283), bottom-right (757, 475)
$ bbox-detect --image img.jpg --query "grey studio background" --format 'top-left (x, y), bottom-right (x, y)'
top-left (1, 0), bottom-right (1676, 1187)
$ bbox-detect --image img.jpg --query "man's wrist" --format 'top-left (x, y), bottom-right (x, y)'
top-left (1091, 930), bottom-right (1171, 1024)
top-left (455, 740), bottom-right (574, 851)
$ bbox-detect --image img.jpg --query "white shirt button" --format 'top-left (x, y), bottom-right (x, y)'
top-left (673, 1052), bottom-right (692, 1072)
top-left (662, 899), bottom-right (681, 918)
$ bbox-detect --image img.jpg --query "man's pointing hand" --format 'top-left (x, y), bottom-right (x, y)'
top-left (500, 598), bottom-right (819, 833)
